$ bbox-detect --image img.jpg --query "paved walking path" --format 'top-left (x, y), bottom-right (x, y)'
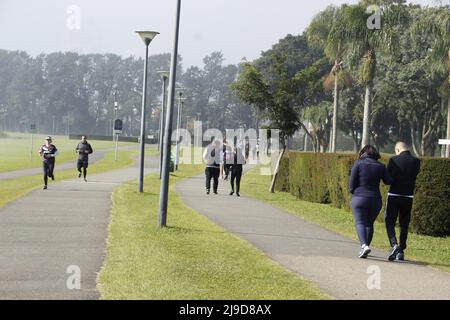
top-left (0, 145), bottom-right (138, 180)
top-left (0, 155), bottom-right (159, 299)
top-left (175, 169), bottom-right (450, 300)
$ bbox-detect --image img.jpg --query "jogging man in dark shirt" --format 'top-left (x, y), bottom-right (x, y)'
top-left (38, 136), bottom-right (58, 190)
top-left (75, 135), bottom-right (93, 182)
top-left (385, 141), bottom-right (421, 261)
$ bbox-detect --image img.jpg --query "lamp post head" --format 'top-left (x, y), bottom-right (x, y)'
top-left (157, 70), bottom-right (170, 80)
top-left (136, 31), bottom-right (159, 46)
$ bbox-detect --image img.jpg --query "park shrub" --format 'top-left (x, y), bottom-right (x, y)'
top-left (411, 158), bottom-right (450, 236)
top-left (275, 151), bottom-right (450, 237)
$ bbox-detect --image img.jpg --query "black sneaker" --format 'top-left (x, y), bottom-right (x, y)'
top-left (43, 185), bottom-right (48, 190)
top-left (396, 251), bottom-right (405, 261)
top-left (359, 245), bottom-right (371, 259)
top-left (229, 191), bottom-right (234, 196)
top-left (206, 190), bottom-right (210, 195)
top-left (50, 175), bottom-right (55, 181)
top-left (388, 245), bottom-right (400, 261)
top-left (78, 172), bottom-right (82, 178)
top-left (84, 178), bottom-right (87, 182)
top-left (236, 192), bottom-right (240, 197)
top-left (213, 191), bottom-right (218, 195)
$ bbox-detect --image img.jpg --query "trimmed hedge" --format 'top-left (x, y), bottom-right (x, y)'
top-left (276, 151), bottom-right (450, 237)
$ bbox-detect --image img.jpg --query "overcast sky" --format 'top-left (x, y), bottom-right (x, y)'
top-left (0, 0), bottom-right (445, 68)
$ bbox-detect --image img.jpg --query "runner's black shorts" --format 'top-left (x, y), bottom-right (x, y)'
top-left (77, 159), bottom-right (89, 170)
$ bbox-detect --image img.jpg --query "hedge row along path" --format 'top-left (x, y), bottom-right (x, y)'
top-left (0, 145), bottom-right (137, 180)
top-left (175, 167), bottom-right (450, 299)
top-left (0, 155), bottom-right (159, 299)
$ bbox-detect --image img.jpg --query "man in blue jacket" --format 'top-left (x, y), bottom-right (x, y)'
top-left (385, 141), bottom-right (421, 261)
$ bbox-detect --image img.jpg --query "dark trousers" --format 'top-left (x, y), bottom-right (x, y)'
top-left (385, 196), bottom-right (413, 251)
top-left (351, 196), bottom-right (382, 247)
top-left (230, 165), bottom-right (243, 193)
top-left (77, 159), bottom-right (89, 178)
top-left (205, 167), bottom-right (220, 192)
top-left (43, 160), bottom-right (55, 186)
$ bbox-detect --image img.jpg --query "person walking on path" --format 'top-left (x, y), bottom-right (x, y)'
top-left (385, 141), bottom-right (421, 261)
top-left (203, 139), bottom-right (222, 195)
top-left (38, 136), bottom-right (58, 190)
top-left (349, 145), bottom-right (392, 258)
top-left (220, 138), bottom-right (232, 181)
top-left (229, 144), bottom-right (246, 197)
top-left (75, 135), bottom-right (93, 182)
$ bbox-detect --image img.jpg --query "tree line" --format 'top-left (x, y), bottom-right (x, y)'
top-left (0, 50), bottom-right (256, 138)
top-left (231, 0), bottom-right (449, 156)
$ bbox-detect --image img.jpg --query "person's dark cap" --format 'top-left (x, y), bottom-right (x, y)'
top-left (45, 136), bottom-right (52, 141)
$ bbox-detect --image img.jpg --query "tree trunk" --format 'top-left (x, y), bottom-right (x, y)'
top-left (269, 146), bottom-right (286, 193)
top-left (361, 83), bottom-right (373, 148)
top-left (331, 73), bottom-right (339, 153)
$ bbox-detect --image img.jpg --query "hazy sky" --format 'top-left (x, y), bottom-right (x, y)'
top-left (0, 0), bottom-right (445, 68)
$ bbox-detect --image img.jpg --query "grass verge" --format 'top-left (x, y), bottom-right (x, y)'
top-left (242, 166), bottom-right (450, 273)
top-left (98, 163), bottom-right (329, 299)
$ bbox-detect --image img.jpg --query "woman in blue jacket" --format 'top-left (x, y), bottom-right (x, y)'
top-left (349, 145), bottom-right (392, 258)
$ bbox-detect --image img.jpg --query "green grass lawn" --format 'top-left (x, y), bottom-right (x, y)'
top-left (98, 163), bottom-right (329, 300)
top-left (242, 166), bottom-right (450, 273)
top-left (0, 148), bottom-right (159, 209)
top-left (0, 132), bottom-right (135, 172)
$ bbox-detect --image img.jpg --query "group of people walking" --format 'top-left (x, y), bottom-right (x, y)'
top-left (38, 135), bottom-right (93, 190)
top-left (203, 138), bottom-right (246, 196)
top-left (349, 141), bottom-right (420, 261)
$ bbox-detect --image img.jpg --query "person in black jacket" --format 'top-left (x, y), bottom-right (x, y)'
top-left (385, 141), bottom-right (421, 261)
top-left (229, 144), bottom-right (246, 197)
top-left (75, 135), bottom-right (93, 182)
top-left (349, 145), bottom-right (392, 258)
top-left (38, 136), bottom-right (58, 190)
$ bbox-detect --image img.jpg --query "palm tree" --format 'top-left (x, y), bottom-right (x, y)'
top-left (307, 6), bottom-right (349, 153)
top-left (331, 3), bottom-right (409, 148)
top-left (414, 6), bottom-right (450, 157)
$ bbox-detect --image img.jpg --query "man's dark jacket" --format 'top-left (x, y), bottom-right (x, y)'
top-left (387, 151), bottom-right (421, 196)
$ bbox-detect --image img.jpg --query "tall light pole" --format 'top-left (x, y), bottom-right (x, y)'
top-left (113, 90), bottom-right (118, 141)
top-left (175, 90), bottom-right (183, 170)
top-left (158, 0), bottom-right (182, 228)
top-left (136, 31), bottom-right (159, 193)
top-left (157, 71), bottom-right (169, 178)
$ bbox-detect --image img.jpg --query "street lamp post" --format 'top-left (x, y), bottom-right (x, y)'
top-left (158, 0), bottom-right (182, 227)
top-left (175, 91), bottom-right (183, 170)
top-left (113, 90), bottom-right (118, 141)
top-left (136, 31), bottom-right (159, 193)
top-left (157, 71), bottom-right (169, 178)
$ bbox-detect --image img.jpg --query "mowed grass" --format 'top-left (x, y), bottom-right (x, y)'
top-left (0, 149), bottom-right (139, 209)
top-left (98, 163), bottom-right (329, 300)
top-left (242, 166), bottom-right (450, 273)
top-left (0, 132), bottom-right (134, 172)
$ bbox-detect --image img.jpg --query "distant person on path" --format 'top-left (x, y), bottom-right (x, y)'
top-left (385, 141), bottom-right (421, 261)
top-left (349, 145), bottom-right (392, 258)
top-left (38, 136), bottom-right (58, 190)
top-left (203, 139), bottom-right (221, 195)
top-left (75, 135), bottom-right (93, 182)
top-left (229, 144), bottom-right (246, 197)
top-left (220, 138), bottom-right (232, 181)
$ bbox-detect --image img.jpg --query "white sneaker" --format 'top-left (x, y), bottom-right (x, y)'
top-left (359, 245), bottom-right (371, 259)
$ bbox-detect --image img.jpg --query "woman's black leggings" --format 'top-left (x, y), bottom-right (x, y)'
top-left (351, 196), bottom-right (382, 247)
top-left (43, 160), bottom-right (55, 186)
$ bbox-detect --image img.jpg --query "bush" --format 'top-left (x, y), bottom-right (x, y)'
top-left (412, 158), bottom-right (450, 236)
top-left (276, 151), bottom-right (450, 237)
